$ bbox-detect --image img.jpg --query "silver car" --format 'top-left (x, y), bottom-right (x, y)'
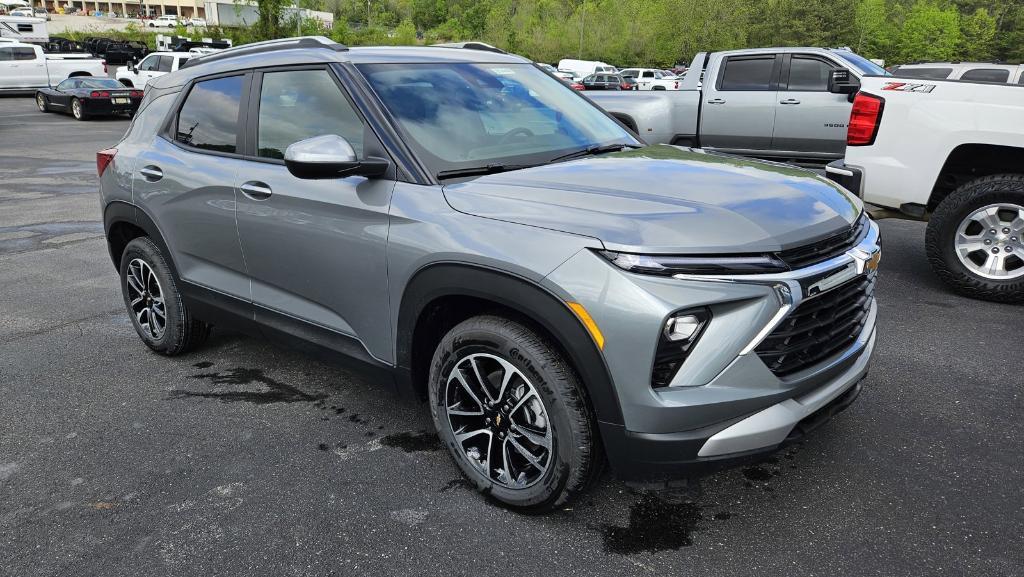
top-left (99, 37), bottom-right (880, 511)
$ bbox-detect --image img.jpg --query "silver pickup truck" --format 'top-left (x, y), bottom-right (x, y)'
top-left (587, 47), bottom-right (888, 165)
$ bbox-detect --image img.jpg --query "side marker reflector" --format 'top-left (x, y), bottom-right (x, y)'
top-left (566, 302), bottom-right (605, 350)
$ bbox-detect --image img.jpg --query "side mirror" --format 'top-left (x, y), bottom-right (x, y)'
top-left (127, 60), bottom-right (135, 72)
top-left (828, 68), bottom-right (860, 98)
top-left (284, 134), bottom-right (389, 180)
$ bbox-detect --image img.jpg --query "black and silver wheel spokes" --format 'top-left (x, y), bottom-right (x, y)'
top-left (126, 258), bottom-right (166, 339)
top-left (956, 203), bottom-right (1024, 279)
top-left (445, 353), bottom-right (552, 489)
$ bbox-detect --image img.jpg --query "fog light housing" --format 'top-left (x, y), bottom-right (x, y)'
top-left (652, 308), bottom-right (711, 388)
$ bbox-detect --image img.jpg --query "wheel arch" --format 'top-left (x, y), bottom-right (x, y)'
top-left (104, 201), bottom-right (180, 279)
top-left (929, 143), bottom-right (1024, 212)
top-left (608, 112), bottom-right (638, 134)
top-left (68, 71), bottom-right (93, 78)
top-left (396, 263), bottom-right (624, 426)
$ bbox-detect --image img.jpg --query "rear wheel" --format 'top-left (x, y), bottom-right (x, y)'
top-left (71, 98), bottom-right (87, 121)
top-left (36, 93), bottom-right (49, 112)
top-left (926, 174), bottom-right (1024, 303)
top-left (428, 315), bottom-right (600, 511)
top-left (119, 237), bottom-right (211, 355)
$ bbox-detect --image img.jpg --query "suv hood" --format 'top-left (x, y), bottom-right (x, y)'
top-left (442, 145), bottom-right (862, 254)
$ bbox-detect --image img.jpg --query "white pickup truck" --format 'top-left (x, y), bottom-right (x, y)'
top-left (826, 75), bottom-right (1024, 302)
top-left (0, 42), bottom-right (104, 91)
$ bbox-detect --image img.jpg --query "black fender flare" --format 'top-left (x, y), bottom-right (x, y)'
top-left (396, 263), bottom-right (624, 426)
top-left (103, 201), bottom-right (179, 279)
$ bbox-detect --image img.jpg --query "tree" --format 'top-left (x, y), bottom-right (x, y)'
top-left (958, 7), bottom-right (997, 60)
top-left (895, 1), bottom-right (962, 62)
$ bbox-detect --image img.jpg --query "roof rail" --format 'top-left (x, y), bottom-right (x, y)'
top-left (179, 36), bottom-right (347, 69)
top-left (431, 41), bottom-right (506, 54)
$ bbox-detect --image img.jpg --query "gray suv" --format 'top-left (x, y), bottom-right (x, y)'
top-left (99, 37), bottom-right (880, 511)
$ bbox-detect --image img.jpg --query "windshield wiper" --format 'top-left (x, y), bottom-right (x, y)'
top-left (548, 143), bottom-right (641, 164)
top-left (436, 163), bottom-right (533, 180)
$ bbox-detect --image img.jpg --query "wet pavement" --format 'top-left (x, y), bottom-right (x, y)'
top-left (1, 95), bottom-right (1022, 576)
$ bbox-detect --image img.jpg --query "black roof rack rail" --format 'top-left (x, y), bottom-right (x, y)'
top-left (179, 36), bottom-right (347, 69)
top-left (431, 41), bottom-right (506, 54)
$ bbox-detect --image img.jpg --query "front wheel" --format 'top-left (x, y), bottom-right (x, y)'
top-left (36, 93), bottom-right (49, 112)
top-left (428, 315), bottom-right (601, 511)
top-left (926, 174), bottom-right (1024, 303)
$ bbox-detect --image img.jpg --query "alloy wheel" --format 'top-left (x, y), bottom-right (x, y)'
top-left (444, 353), bottom-right (552, 489)
top-left (955, 203), bottom-right (1024, 279)
top-left (36, 94), bottom-right (46, 112)
top-left (126, 258), bottom-right (166, 339)
top-left (72, 99), bottom-right (82, 119)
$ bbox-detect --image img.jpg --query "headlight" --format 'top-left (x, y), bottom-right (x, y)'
top-left (652, 307), bottom-right (710, 387)
top-left (598, 250), bottom-right (788, 275)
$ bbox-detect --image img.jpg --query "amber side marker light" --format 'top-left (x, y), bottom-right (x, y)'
top-left (566, 302), bottom-right (605, 350)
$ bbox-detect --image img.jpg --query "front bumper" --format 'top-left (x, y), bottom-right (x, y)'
top-left (544, 218), bottom-right (880, 483)
top-left (826, 160), bottom-right (864, 197)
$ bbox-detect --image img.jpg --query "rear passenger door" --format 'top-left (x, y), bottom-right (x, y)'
top-left (134, 73), bottom-right (253, 308)
top-left (771, 53), bottom-right (850, 157)
top-left (700, 53), bottom-right (780, 151)
top-left (234, 66), bottom-right (396, 362)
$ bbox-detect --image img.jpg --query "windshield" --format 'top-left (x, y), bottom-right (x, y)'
top-left (80, 78), bottom-right (122, 89)
top-left (358, 62), bottom-right (639, 176)
top-left (835, 51), bottom-right (890, 76)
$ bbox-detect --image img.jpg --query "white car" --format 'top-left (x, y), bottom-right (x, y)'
top-left (146, 14), bottom-right (181, 28)
top-left (826, 73), bottom-right (1024, 302)
top-left (8, 7), bottom-right (33, 17)
top-left (556, 59), bottom-right (616, 82)
top-left (890, 62), bottom-right (1024, 85)
top-left (115, 51), bottom-right (191, 88)
top-left (186, 17), bottom-right (206, 27)
top-left (0, 42), bottom-right (105, 91)
top-left (618, 68), bottom-right (680, 91)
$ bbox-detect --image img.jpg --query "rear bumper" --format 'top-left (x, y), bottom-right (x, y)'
top-left (825, 160), bottom-right (863, 197)
top-left (82, 98), bottom-right (140, 115)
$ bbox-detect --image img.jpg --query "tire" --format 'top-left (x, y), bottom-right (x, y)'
top-left (925, 174), bottom-right (1024, 304)
top-left (71, 98), bottom-right (87, 121)
top-left (36, 93), bottom-right (49, 113)
top-left (119, 237), bottom-right (212, 355)
top-left (428, 315), bottom-right (601, 511)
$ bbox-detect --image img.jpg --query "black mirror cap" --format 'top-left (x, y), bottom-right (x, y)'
top-left (284, 157), bottom-right (390, 180)
top-left (829, 69), bottom-right (860, 95)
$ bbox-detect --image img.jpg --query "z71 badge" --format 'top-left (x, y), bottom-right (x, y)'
top-left (882, 82), bottom-right (936, 93)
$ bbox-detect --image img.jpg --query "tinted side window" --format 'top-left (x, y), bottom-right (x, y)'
top-left (896, 67), bottom-right (952, 80)
top-left (960, 68), bottom-right (1009, 83)
top-left (1018, 74), bottom-right (1024, 86)
top-left (158, 56), bottom-right (174, 72)
top-left (13, 47), bottom-right (36, 61)
top-left (0, 48), bottom-right (11, 61)
top-left (138, 55), bottom-right (159, 71)
top-left (720, 56), bottom-right (775, 90)
top-left (641, 71), bottom-right (654, 78)
top-left (787, 56), bottom-right (833, 91)
top-left (175, 75), bottom-right (244, 153)
top-left (257, 69), bottom-right (365, 160)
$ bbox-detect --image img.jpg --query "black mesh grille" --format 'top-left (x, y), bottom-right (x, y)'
top-left (778, 214), bottom-right (869, 270)
top-left (755, 271), bottom-right (876, 377)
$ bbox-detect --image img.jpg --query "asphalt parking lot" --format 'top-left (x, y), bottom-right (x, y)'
top-left (1, 94), bottom-right (1022, 577)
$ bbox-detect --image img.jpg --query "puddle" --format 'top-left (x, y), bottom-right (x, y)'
top-left (381, 431), bottom-right (441, 452)
top-left (602, 494), bottom-right (703, 554)
top-left (741, 466), bottom-right (776, 482)
top-left (439, 478), bottom-right (474, 493)
top-left (170, 367), bottom-right (326, 404)
top-left (192, 361), bottom-right (214, 369)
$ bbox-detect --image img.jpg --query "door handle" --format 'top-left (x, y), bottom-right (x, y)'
top-left (780, 98), bottom-right (801, 105)
top-left (239, 181), bottom-right (272, 201)
top-left (139, 165), bottom-right (162, 181)
top-left (706, 98), bottom-right (726, 104)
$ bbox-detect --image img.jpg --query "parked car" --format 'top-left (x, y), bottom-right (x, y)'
top-left (588, 47), bottom-right (889, 165)
top-left (186, 17), bottom-right (206, 27)
top-left (580, 73), bottom-right (627, 90)
top-left (888, 62), bottom-right (1024, 84)
top-left (34, 6), bottom-right (49, 20)
top-left (618, 67), bottom-right (680, 90)
top-left (114, 51), bottom-right (191, 88)
top-left (104, 40), bottom-right (148, 65)
top-left (826, 72), bottom-right (1024, 302)
top-left (556, 58), bottom-right (616, 81)
top-left (0, 42), bottom-right (105, 91)
top-left (8, 7), bottom-right (32, 16)
top-left (147, 14), bottom-right (181, 28)
top-left (100, 37), bottom-right (879, 511)
top-left (36, 76), bottom-right (142, 119)
top-left (46, 36), bottom-right (87, 53)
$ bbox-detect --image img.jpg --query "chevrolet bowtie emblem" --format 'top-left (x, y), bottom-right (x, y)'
top-left (495, 414), bottom-right (502, 427)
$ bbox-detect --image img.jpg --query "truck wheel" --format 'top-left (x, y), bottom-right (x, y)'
top-left (36, 93), bottom-right (49, 112)
top-left (71, 98), bottom-right (88, 121)
top-left (428, 315), bottom-right (601, 511)
top-left (119, 237), bottom-right (212, 355)
top-left (925, 174), bottom-right (1024, 303)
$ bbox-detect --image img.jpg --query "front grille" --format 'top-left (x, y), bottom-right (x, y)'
top-left (778, 214), bottom-right (869, 270)
top-left (756, 271), bottom-right (876, 377)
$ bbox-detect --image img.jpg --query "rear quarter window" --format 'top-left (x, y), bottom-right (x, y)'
top-left (896, 67), bottom-right (953, 80)
top-left (959, 68), bottom-right (1010, 83)
top-left (174, 75), bottom-right (244, 154)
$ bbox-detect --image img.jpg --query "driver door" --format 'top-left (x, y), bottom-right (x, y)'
top-left (234, 66), bottom-right (396, 362)
top-left (133, 54), bottom-right (160, 87)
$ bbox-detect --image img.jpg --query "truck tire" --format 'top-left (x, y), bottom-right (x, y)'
top-left (119, 237), bottom-right (212, 355)
top-left (428, 315), bottom-right (601, 511)
top-left (925, 174), bottom-right (1024, 303)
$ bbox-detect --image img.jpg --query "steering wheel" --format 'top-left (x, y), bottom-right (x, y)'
top-left (499, 127), bottom-right (535, 144)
